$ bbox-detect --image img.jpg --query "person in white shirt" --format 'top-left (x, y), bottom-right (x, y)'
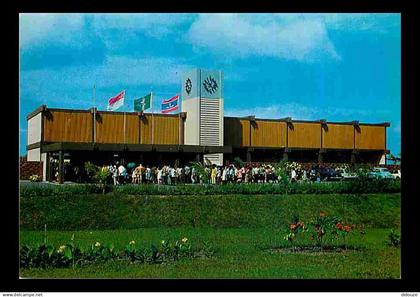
top-left (222, 167), bottom-right (227, 184)
top-left (291, 169), bottom-right (297, 183)
top-left (157, 168), bottom-right (163, 185)
top-left (170, 167), bottom-right (177, 185)
top-left (112, 165), bottom-right (119, 185)
top-left (118, 164), bottom-right (126, 184)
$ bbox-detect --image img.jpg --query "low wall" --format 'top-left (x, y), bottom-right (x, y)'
top-left (20, 161), bottom-right (43, 180)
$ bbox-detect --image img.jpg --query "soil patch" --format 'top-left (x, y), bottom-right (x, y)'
top-left (268, 246), bottom-right (362, 254)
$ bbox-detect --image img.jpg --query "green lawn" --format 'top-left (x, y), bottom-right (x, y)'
top-left (20, 227), bottom-right (400, 278)
top-left (20, 192), bottom-right (400, 278)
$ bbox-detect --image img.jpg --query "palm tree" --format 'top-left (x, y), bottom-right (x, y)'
top-left (386, 153), bottom-right (396, 165)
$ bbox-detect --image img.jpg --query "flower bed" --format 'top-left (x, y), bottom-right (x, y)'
top-left (20, 237), bottom-right (215, 269)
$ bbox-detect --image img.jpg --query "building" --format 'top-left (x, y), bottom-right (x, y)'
top-left (26, 69), bottom-right (390, 183)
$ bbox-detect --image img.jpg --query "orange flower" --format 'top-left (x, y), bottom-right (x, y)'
top-left (290, 224), bottom-right (297, 231)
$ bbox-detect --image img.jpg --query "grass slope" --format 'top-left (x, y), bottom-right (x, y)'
top-left (20, 193), bottom-right (401, 231)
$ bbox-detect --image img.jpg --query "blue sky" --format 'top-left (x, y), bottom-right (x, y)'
top-left (19, 13), bottom-right (401, 156)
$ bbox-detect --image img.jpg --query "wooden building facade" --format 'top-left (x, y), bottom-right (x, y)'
top-left (26, 105), bottom-right (390, 183)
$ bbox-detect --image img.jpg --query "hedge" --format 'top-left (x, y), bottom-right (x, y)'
top-left (20, 179), bottom-right (401, 198)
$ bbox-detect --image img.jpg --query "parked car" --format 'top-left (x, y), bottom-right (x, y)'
top-left (391, 169), bottom-right (401, 179)
top-left (368, 167), bottom-right (395, 179)
top-left (320, 167), bottom-right (343, 181)
top-left (336, 169), bottom-right (357, 180)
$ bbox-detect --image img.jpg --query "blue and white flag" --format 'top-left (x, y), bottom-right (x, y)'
top-left (161, 95), bottom-right (179, 114)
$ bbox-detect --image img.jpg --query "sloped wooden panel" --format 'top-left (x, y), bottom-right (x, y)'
top-left (153, 115), bottom-right (180, 144)
top-left (224, 118), bottom-right (250, 147)
top-left (140, 115), bottom-right (152, 144)
top-left (125, 114), bottom-right (140, 144)
top-left (43, 110), bottom-right (92, 143)
top-left (355, 125), bottom-right (386, 150)
top-left (95, 113), bottom-right (124, 144)
top-left (322, 124), bottom-right (354, 149)
top-left (251, 120), bottom-right (286, 147)
top-left (288, 122), bottom-right (321, 148)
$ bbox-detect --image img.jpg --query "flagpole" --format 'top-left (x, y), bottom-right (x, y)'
top-left (123, 90), bottom-right (126, 145)
top-left (151, 91), bottom-right (154, 145)
top-left (93, 84), bottom-right (96, 143)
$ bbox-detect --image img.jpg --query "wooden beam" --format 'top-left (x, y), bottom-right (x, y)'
top-left (58, 150), bottom-right (64, 184)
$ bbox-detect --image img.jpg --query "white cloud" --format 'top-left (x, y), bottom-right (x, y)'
top-left (20, 56), bottom-right (194, 109)
top-left (225, 103), bottom-right (315, 120)
top-left (21, 55), bottom-right (192, 89)
top-left (91, 13), bottom-right (194, 39)
top-left (186, 14), bottom-right (340, 62)
top-left (320, 13), bottom-right (400, 32)
top-left (19, 13), bottom-right (85, 48)
top-left (225, 102), bottom-right (390, 122)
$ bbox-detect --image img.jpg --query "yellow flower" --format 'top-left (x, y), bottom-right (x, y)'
top-left (161, 240), bottom-right (165, 245)
top-left (129, 240), bottom-right (135, 245)
top-left (58, 245), bottom-right (66, 253)
top-left (181, 237), bottom-right (188, 243)
top-left (95, 242), bottom-right (101, 248)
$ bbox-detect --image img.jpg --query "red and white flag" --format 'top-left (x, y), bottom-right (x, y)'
top-left (107, 90), bottom-right (125, 111)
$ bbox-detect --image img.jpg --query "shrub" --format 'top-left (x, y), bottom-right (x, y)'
top-left (283, 211), bottom-right (357, 250)
top-left (84, 162), bottom-right (99, 183)
top-left (387, 229), bottom-right (401, 247)
top-left (29, 175), bottom-right (41, 182)
top-left (283, 215), bottom-right (307, 250)
top-left (233, 157), bottom-right (245, 168)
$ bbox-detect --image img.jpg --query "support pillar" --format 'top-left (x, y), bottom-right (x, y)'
top-left (282, 152), bottom-right (289, 162)
top-left (246, 150), bottom-right (252, 163)
top-left (196, 153), bottom-right (201, 163)
top-left (58, 150), bottom-right (64, 184)
top-left (351, 153), bottom-right (357, 164)
top-left (45, 152), bottom-right (51, 182)
top-left (318, 151), bottom-right (324, 164)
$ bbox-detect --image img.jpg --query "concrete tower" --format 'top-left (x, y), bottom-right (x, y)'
top-left (181, 69), bottom-right (224, 165)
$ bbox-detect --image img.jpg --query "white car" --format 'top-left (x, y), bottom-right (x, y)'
top-left (336, 169), bottom-right (357, 179)
top-left (391, 169), bottom-right (401, 179)
top-left (368, 167), bottom-right (396, 179)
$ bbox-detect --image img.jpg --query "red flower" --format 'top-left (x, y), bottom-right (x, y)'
top-left (290, 224), bottom-right (297, 231)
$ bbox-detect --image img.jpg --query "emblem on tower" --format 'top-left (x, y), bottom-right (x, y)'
top-left (185, 78), bottom-right (192, 95)
top-left (203, 76), bottom-right (218, 94)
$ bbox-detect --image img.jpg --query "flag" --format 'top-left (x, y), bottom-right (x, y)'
top-left (134, 93), bottom-right (152, 112)
top-left (161, 95), bottom-right (179, 114)
top-left (107, 90), bottom-right (125, 111)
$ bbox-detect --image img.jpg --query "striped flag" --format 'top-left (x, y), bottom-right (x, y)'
top-left (161, 94), bottom-right (179, 114)
top-left (107, 90), bottom-right (125, 111)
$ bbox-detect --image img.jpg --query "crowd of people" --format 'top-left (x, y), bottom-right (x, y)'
top-left (94, 162), bottom-right (328, 186)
